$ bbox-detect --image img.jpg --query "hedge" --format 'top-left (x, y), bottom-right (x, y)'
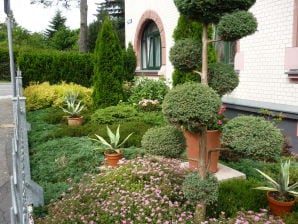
top-left (0, 47), bottom-right (15, 81)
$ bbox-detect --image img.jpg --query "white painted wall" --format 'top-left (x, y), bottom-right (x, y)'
top-left (125, 0), bottom-right (179, 82)
top-left (226, 0), bottom-right (298, 108)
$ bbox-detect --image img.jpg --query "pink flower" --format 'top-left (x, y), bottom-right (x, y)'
top-left (217, 120), bottom-right (223, 125)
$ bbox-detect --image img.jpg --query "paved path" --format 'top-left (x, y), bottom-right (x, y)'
top-left (0, 83), bottom-right (13, 224)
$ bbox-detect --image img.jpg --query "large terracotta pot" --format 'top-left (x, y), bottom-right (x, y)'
top-left (104, 151), bottom-right (122, 167)
top-left (67, 116), bottom-right (83, 126)
top-left (184, 130), bottom-right (221, 173)
top-left (267, 191), bottom-right (296, 216)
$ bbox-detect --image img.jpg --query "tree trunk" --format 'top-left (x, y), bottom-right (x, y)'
top-left (201, 23), bottom-right (209, 85)
top-left (79, 0), bottom-right (88, 53)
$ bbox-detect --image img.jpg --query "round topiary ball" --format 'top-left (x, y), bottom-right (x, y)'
top-left (222, 116), bottom-right (284, 161)
top-left (183, 173), bottom-right (219, 206)
top-left (141, 126), bottom-right (186, 158)
top-left (217, 11), bottom-right (257, 41)
top-left (162, 82), bottom-right (221, 129)
top-left (208, 62), bottom-right (239, 96)
top-left (169, 38), bottom-right (201, 72)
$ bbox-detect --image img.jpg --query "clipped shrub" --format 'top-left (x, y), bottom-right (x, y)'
top-left (91, 104), bottom-right (138, 124)
top-left (183, 173), bottom-right (219, 206)
top-left (17, 49), bottom-right (93, 87)
top-left (217, 11), bottom-right (258, 41)
top-left (222, 116), bottom-right (284, 161)
top-left (123, 42), bottom-right (137, 82)
top-left (35, 156), bottom-right (195, 223)
top-left (208, 62), bottom-right (239, 96)
top-left (24, 82), bottom-right (92, 111)
top-left (169, 38), bottom-right (201, 72)
top-left (0, 47), bottom-right (13, 81)
top-left (128, 78), bottom-right (169, 104)
top-left (172, 69), bottom-right (200, 86)
top-left (208, 178), bottom-right (267, 218)
top-left (162, 82), bottom-right (221, 129)
top-left (141, 125), bottom-right (186, 158)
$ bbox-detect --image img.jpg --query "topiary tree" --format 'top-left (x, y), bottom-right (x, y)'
top-left (222, 115), bottom-right (284, 162)
top-left (208, 62), bottom-right (239, 97)
top-left (141, 125), bottom-right (186, 158)
top-left (123, 42), bottom-right (137, 82)
top-left (92, 16), bottom-right (124, 108)
top-left (173, 0), bottom-right (257, 84)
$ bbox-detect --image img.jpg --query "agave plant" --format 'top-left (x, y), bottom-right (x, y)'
top-left (255, 160), bottom-right (298, 201)
top-left (61, 91), bottom-right (84, 118)
top-left (91, 125), bottom-right (134, 154)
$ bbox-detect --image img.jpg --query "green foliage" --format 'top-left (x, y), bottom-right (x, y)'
top-left (45, 10), bottom-right (67, 38)
top-left (217, 11), bottom-right (258, 41)
top-left (17, 49), bottom-right (93, 87)
top-left (92, 16), bottom-right (124, 108)
top-left (91, 104), bottom-right (138, 124)
top-left (60, 91), bottom-right (85, 118)
top-left (183, 173), bottom-right (219, 206)
top-left (174, 0), bottom-right (256, 24)
top-left (169, 38), bottom-right (201, 72)
top-left (0, 47), bottom-right (12, 81)
top-left (162, 82), bottom-right (221, 128)
top-left (172, 70), bottom-right (200, 86)
top-left (208, 62), bottom-right (239, 96)
top-left (123, 42), bottom-right (136, 82)
top-left (141, 125), bottom-right (186, 158)
top-left (50, 27), bottom-right (78, 51)
top-left (208, 178), bottom-right (267, 218)
top-left (24, 82), bottom-right (92, 111)
top-left (222, 116), bottom-right (284, 161)
top-left (173, 15), bottom-right (203, 41)
top-left (128, 78), bottom-right (169, 104)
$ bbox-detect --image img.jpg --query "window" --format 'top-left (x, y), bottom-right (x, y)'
top-left (215, 41), bottom-right (236, 66)
top-left (141, 21), bottom-right (161, 70)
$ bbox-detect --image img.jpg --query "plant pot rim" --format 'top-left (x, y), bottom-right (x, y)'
top-left (267, 191), bottom-right (296, 203)
top-left (67, 116), bottom-right (83, 119)
top-left (104, 150), bottom-right (123, 156)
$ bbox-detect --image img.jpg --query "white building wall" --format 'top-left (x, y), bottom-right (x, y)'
top-left (125, 0), bottom-right (179, 82)
top-left (226, 0), bottom-right (298, 108)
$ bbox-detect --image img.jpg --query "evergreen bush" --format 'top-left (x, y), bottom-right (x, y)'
top-left (222, 116), bottom-right (284, 161)
top-left (123, 42), bottom-right (136, 82)
top-left (141, 125), bottom-right (186, 158)
top-left (172, 70), bottom-right (200, 86)
top-left (0, 47), bottom-right (12, 81)
top-left (208, 62), bottom-right (239, 96)
top-left (162, 82), bottom-right (221, 129)
top-left (92, 16), bottom-right (124, 108)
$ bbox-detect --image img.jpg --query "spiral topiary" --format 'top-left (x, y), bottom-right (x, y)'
top-left (169, 38), bottom-right (201, 72)
top-left (162, 82), bottom-right (221, 129)
top-left (141, 126), bottom-right (186, 158)
top-left (222, 115), bottom-right (284, 161)
top-left (208, 62), bottom-right (239, 96)
top-left (217, 11), bottom-right (257, 41)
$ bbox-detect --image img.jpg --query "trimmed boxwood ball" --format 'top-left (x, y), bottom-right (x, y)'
top-left (208, 62), bottom-right (239, 96)
top-left (169, 38), bottom-right (201, 72)
top-left (222, 116), bottom-right (284, 161)
top-left (141, 126), bottom-right (186, 158)
top-left (162, 82), bottom-right (221, 128)
top-left (217, 11), bottom-right (257, 41)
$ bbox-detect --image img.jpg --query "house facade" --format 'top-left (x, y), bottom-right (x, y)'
top-left (125, 0), bottom-right (298, 153)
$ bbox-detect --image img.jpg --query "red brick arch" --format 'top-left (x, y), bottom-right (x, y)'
top-left (134, 10), bottom-right (166, 70)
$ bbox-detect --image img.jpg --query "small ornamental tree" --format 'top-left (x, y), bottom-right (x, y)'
top-left (92, 16), bottom-right (124, 108)
top-left (123, 42), bottom-right (137, 82)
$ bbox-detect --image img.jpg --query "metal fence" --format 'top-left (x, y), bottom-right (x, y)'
top-left (10, 71), bottom-right (44, 224)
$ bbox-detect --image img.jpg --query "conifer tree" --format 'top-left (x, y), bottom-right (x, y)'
top-left (92, 16), bottom-right (124, 108)
top-left (123, 42), bottom-right (136, 82)
top-left (45, 10), bottom-right (67, 38)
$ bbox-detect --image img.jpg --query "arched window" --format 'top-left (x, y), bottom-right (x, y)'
top-left (141, 21), bottom-right (161, 70)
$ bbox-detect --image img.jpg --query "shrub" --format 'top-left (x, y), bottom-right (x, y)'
top-left (169, 38), bottom-right (201, 72)
top-left (123, 42), bottom-right (136, 82)
top-left (24, 82), bottom-right (92, 111)
top-left (208, 62), bottom-right (239, 96)
top-left (208, 178), bottom-right (267, 218)
top-left (137, 99), bottom-right (161, 112)
top-left (35, 156), bottom-right (195, 223)
top-left (128, 78), bottom-right (169, 104)
top-left (172, 69), bottom-right (200, 86)
top-left (91, 104), bottom-right (138, 124)
top-left (222, 116), bottom-right (284, 161)
top-left (217, 11), bottom-right (258, 41)
top-left (141, 126), bottom-right (186, 158)
top-left (0, 47), bottom-right (13, 81)
top-left (162, 82), bottom-right (221, 129)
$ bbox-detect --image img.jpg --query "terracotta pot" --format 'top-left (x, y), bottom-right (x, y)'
top-left (267, 191), bottom-right (295, 216)
top-left (104, 151), bottom-right (122, 167)
top-left (67, 116), bottom-right (83, 126)
top-left (184, 130), bottom-right (220, 173)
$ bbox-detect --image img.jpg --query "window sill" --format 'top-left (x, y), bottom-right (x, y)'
top-left (136, 70), bottom-right (160, 77)
top-left (285, 69), bottom-right (298, 79)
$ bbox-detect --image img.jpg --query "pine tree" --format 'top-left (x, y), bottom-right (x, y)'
top-left (45, 10), bottom-right (67, 38)
top-left (92, 16), bottom-right (124, 108)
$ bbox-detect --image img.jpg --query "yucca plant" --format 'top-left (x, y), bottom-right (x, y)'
top-left (61, 91), bottom-right (85, 118)
top-left (91, 125), bottom-right (134, 154)
top-left (255, 160), bottom-right (298, 201)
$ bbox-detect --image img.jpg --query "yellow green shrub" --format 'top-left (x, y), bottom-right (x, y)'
top-left (24, 82), bottom-right (92, 111)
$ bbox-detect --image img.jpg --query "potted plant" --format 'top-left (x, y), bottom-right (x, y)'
top-left (255, 160), bottom-right (298, 216)
top-left (61, 91), bottom-right (85, 126)
top-left (91, 125), bottom-right (133, 167)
